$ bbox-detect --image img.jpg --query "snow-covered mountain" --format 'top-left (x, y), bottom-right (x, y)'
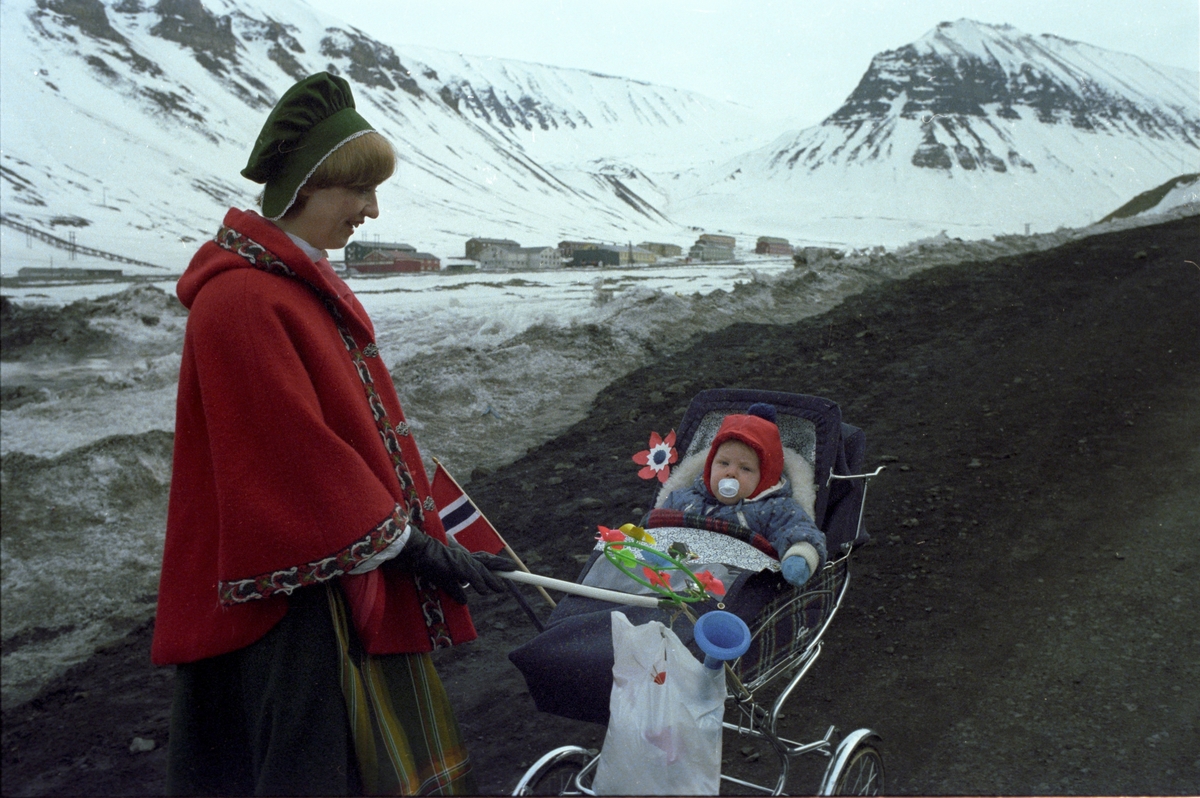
top-left (1, 7), bottom-right (1197, 273)
top-left (673, 19), bottom-right (1200, 245)
top-left (0, 0), bottom-right (775, 272)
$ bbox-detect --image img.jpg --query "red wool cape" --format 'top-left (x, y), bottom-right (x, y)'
top-left (151, 208), bottom-right (477, 665)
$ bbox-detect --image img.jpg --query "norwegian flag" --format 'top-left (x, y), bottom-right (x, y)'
top-left (431, 462), bottom-right (507, 555)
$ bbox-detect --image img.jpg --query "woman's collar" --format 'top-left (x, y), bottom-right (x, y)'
top-left (284, 231), bottom-right (328, 264)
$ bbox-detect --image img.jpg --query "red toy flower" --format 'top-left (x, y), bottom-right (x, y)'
top-left (596, 525), bottom-right (626, 549)
top-left (643, 566), bottom-right (673, 590)
top-left (632, 430), bottom-right (678, 483)
top-left (694, 570), bottom-right (726, 597)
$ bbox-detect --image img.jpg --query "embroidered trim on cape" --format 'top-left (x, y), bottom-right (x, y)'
top-left (219, 505), bottom-right (409, 604)
top-left (216, 226), bottom-right (452, 647)
top-left (416, 575), bottom-right (453, 649)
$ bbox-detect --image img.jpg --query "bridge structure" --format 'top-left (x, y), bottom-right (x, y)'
top-left (1, 215), bottom-right (169, 271)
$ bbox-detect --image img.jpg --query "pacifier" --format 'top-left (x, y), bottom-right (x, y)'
top-left (717, 478), bottom-right (740, 498)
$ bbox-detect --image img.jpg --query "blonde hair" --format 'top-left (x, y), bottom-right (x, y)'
top-left (276, 131), bottom-right (396, 217)
top-left (306, 130), bottom-right (395, 190)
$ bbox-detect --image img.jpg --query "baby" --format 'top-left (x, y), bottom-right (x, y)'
top-left (659, 403), bottom-right (826, 587)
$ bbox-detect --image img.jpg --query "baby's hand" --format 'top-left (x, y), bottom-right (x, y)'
top-left (780, 555), bottom-right (811, 588)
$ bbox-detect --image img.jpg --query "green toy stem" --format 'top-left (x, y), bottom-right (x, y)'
top-left (602, 539), bottom-right (708, 604)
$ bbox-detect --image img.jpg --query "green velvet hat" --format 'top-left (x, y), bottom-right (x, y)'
top-left (242, 72), bottom-right (375, 219)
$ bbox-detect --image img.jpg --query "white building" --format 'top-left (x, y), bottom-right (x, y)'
top-left (478, 245), bottom-right (524, 271)
top-left (518, 246), bottom-right (563, 270)
top-left (479, 244), bottom-right (562, 271)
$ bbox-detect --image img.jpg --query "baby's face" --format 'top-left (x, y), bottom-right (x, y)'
top-left (709, 440), bottom-right (761, 505)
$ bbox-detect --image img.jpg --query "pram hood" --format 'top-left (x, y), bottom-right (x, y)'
top-left (666, 389), bottom-right (868, 554)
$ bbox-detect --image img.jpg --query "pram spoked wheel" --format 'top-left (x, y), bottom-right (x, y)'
top-left (513, 746), bottom-right (596, 796)
top-left (819, 730), bottom-right (886, 795)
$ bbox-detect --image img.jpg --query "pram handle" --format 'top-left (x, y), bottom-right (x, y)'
top-left (824, 464), bottom-right (886, 486)
top-left (499, 570), bottom-right (664, 608)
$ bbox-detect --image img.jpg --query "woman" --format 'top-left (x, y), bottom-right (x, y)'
top-left (152, 72), bottom-right (512, 796)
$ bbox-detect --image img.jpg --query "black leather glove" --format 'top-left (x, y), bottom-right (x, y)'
top-left (388, 526), bottom-right (516, 604)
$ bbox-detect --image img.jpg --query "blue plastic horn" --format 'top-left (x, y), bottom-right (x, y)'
top-left (693, 610), bottom-right (752, 670)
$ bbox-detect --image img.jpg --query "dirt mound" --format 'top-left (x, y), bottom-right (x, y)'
top-left (1, 286), bottom-right (187, 410)
top-left (0, 285), bottom-right (185, 360)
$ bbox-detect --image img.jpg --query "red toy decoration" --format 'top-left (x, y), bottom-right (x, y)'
top-left (632, 430), bottom-right (678, 483)
top-left (643, 566), bottom-right (673, 590)
top-left (595, 525), bottom-right (627, 548)
top-left (694, 570), bottom-right (727, 597)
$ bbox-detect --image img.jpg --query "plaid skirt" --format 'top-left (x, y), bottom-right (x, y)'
top-left (326, 586), bottom-right (475, 795)
top-left (166, 584), bottom-right (474, 796)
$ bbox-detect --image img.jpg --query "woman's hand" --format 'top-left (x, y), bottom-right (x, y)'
top-left (389, 527), bottom-right (516, 604)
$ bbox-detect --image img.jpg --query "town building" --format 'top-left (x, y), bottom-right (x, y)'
top-left (626, 244), bottom-right (657, 265)
top-left (478, 245), bottom-right (562, 271)
top-left (349, 249), bottom-right (441, 274)
top-left (478, 245), bottom-right (525, 271)
top-left (465, 237), bottom-right (520, 260)
top-left (344, 241), bottom-right (415, 264)
top-left (755, 236), bottom-right (794, 255)
top-left (557, 241), bottom-right (595, 260)
top-left (570, 243), bottom-right (657, 267)
top-left (793, 247), bottom-right (845, 267)
top-left (570, 247), bottom-right (620, 267)
top-left (441, 259), bottom-right (478, 274)
top-left (639, 242), bottom-right (683, 258)
top-left (688, 233), bottom-right (736, 262)
top-left (518, 246), bottom-right (564, 270)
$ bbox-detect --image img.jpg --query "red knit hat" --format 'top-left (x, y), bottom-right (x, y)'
top-left (704, 405), bottom-right (784, 500)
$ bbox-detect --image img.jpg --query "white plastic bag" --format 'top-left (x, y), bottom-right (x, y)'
top-left (592, 611), bottom-right (727, 796)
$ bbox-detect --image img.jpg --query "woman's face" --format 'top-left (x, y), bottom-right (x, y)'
top-left (284, 185), bottom-right (379, 251)
top-left (709, 439), bottom-right (761, 505)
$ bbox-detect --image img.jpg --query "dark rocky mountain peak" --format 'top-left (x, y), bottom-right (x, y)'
top-left (830, 19), bottom-right (1193, 133)
top-left (769, 19), bottom-right (1198, 175)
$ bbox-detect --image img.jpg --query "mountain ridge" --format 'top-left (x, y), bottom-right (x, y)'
top-left (762, 19), bottom-right (1197, 175)
top-left (2, 5), bottom-right (1196, 271)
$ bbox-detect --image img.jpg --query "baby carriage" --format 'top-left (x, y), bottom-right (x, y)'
top-left (506, 388), bottom-right (886, 795)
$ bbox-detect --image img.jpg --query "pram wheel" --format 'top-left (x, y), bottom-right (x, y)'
top-left (513, 746), bottom-right (596, 796)
top-left (830, 744), bottom-right (884, 795)
top-left (820, 730), bottom-right (885, 795)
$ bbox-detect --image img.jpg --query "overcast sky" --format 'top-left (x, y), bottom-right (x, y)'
top-left (302, 0), bottom-right (1199, 126)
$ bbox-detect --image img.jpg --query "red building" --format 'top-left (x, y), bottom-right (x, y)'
top-left (350, 249), bottom-right (441, 274)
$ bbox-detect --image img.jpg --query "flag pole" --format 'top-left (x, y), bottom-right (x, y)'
top-left (432, 457), bottom-right (557, 609)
